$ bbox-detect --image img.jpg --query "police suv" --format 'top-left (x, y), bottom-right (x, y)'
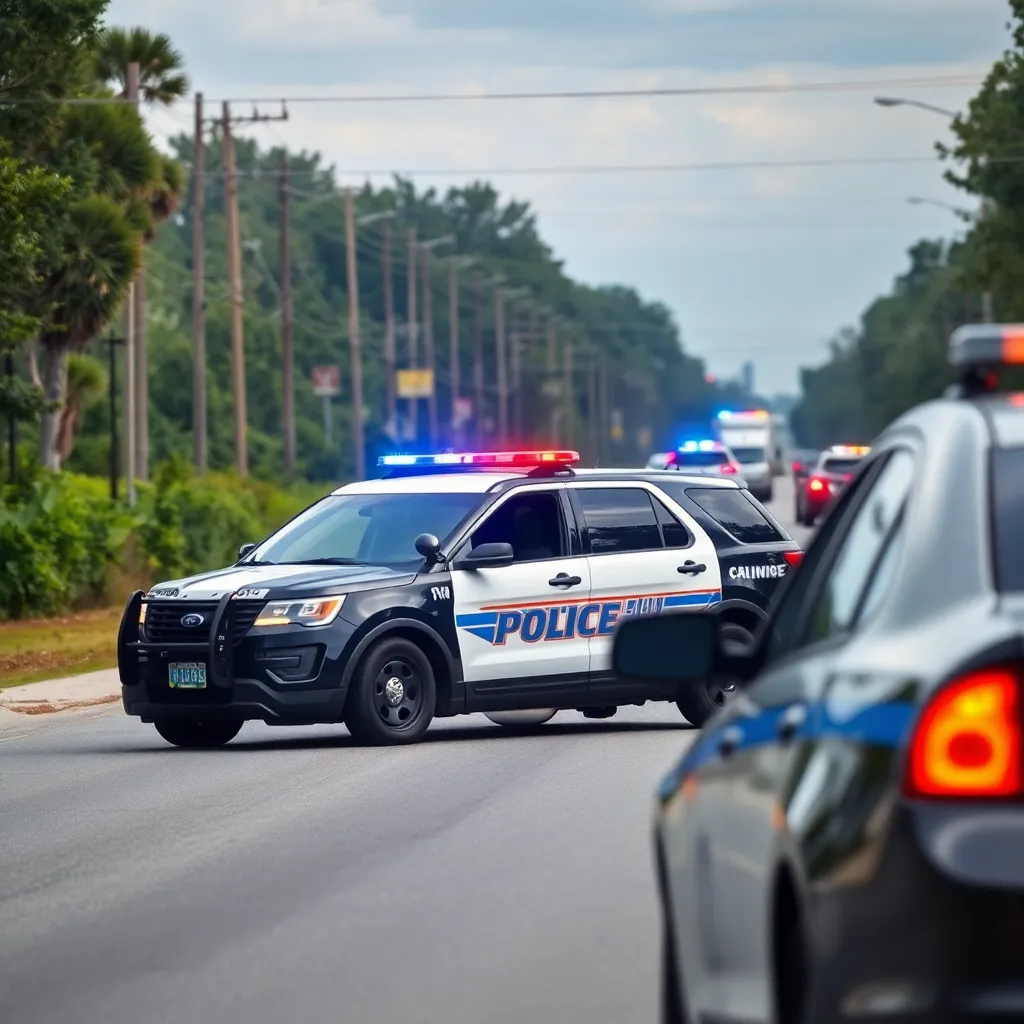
top-left (116, 450), bottom-right (802, 747)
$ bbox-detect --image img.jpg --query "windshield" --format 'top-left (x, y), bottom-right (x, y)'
top-left (674, 451), bottom-right (728, 467)
top-left (992, 448), bottom-right (1024, 592)
top-left (730, 446), bottom-right (766, 464)
top-left (822, 457), bottom-right (862, 475)
top-left (248, 491), bottom-right (482, 567)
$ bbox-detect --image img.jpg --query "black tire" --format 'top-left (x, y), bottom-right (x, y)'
top-left (675, 621), bottom-right (753, 727)
top-left (344, 636), bottom-right (436, 745)
top-left (154, 718), bottom-right (243, 748)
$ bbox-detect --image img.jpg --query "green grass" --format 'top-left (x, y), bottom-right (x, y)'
top-left (0, 608), bottom-right (121, 689)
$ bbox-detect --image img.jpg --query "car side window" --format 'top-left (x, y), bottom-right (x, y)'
top-left (799, 449), bottom-right (915, 648)
top-left (651, 496), bottom-right (693, 549)
top-left (470, 491), bottom-right (566, 563)
top-left (854, 512), bottom-right (908, 627)
top-left (574, 488), bottom-right (663, 554)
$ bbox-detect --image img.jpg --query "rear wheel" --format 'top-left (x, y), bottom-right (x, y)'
top-left (484, 709), bottom-right (556, 728)
top-left (154, 719), bottom-right (243, 748)
top-left (675, 621), bottom-right (753, 727)
top-left (344, 636), bottom-right (436, 745)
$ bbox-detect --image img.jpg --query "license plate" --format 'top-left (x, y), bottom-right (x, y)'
top-left (169, 662), bottom-right (207, 689)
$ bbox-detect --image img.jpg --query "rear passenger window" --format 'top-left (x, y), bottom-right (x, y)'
top-left (992, 449), bottom-right (1024, 592)
top-left (575, 488), bottom-right (662, 554)
top-left (682, 488), bottom-right (782, 544)
top-left (651, 497), bottom-right (692, 548)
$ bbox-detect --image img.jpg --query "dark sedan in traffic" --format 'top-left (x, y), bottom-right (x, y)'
top-left (614, 323), bottom-right (1024, 1023)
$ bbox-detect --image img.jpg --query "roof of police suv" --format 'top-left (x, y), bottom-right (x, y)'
top-left (334, 468), bottom-right (741, 495)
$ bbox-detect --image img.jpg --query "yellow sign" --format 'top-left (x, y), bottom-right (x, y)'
top-left (396, 369), bottom-right (434, 398)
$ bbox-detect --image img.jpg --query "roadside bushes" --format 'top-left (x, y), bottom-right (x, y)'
top-left (0, 459), bottom-right (327, 620)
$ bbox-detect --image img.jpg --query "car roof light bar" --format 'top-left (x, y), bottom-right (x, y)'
top-left (950, 323), bottom-right (1024, 396)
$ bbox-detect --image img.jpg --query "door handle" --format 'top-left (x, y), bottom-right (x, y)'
top-left (548, 573), bottom-right (582, 588)
top-left (718, 726), bottom-right (743, 757)
top-left (776, 704), bottom-right (807, 743)
top-left (678, 560), bottom-right (707, 576)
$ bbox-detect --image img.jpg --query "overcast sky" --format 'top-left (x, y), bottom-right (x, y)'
top-left (113, 0), bottom-right (1012, 396)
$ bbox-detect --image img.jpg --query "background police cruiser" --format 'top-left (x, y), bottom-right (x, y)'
top-left (118, 450), bottom-right (802, 747)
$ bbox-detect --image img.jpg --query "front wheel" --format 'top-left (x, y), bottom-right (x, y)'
top-left (484, 709), bottom-right (556, 728)
top-left (154, 718), bottom-right (243, 748)
top-left (345, 636), bottom-right (436, 745)
top-left (675, 621), bottom-right (753, 727)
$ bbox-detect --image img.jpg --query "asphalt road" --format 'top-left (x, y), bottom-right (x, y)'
top-left (0, 476), bottom-right (810, 1024)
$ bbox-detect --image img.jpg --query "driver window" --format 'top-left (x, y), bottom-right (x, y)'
top-left (470, 492), bottom-right (565, 563)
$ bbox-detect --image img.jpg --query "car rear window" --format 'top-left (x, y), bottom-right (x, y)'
top-left (682, 487), bottom-right (782, 544)
top-left (675, 451), bottom-right (727, 467)
top-left (992, 448), bottom-right (1024, 592)
top-left (822, 457), bottom-right (862, 475)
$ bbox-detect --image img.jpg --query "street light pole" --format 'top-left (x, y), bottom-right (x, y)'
top-left (873, 96), bottom-right (957, 118)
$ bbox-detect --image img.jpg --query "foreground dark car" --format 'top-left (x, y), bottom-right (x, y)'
top-left (613, 324), bottom-right (1024, 1023)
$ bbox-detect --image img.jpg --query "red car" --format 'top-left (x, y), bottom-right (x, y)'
top-left (795, 444), bottom-right (869, 526)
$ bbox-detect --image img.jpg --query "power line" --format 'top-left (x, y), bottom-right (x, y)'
top-left (1, 72), bottom-right (983, 106)
top-left (205, 73), bottom-right (982, 105)
top-left (186, 155), bottom-right (963, 179)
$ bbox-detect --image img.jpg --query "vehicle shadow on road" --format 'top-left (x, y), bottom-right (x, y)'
top-left (98, 718), bottom-right (696, 755)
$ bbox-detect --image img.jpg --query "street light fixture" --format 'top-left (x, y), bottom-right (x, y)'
top-left (873, 96), bottom-right (957, 118)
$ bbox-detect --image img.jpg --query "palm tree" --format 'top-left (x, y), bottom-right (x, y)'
top-left (57, 354), bottom-right (106, 461)
top-left (93, 27), bottom-right (189, 107)
top-left (93, 29), bottom-right (188, 480)
top-left (38, 195), bottom-right (141, 469)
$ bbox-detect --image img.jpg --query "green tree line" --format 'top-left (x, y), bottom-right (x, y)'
top-left (792, 0), bottom-right (1024, 446)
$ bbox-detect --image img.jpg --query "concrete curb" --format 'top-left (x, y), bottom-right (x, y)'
top-left (0, 668), bottom-right (121, 724)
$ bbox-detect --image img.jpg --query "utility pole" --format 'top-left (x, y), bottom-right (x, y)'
top-left (406, 228), bottom-right (417, 439)
top-left (587, 357), bottom-right (599, 464)
top-left (280, 157), bottom-right (295, 478)
top-left (511, 305), bottom-right (523, 441)
top-left (191, 91), bottom-right (207, 474)
top-left (448, 258), bottom-right (460, 445)
top-left (563, 333), bottom-right (573, 447)
top-left (343, 189), bottom-right (366, 481)
top-left (473, 275), bottom-right (484, 448)
top-left (222, 101), bottom-right (248, 476)
top-left (121, 62), bottom-right (149, 483)
top-left (494, 287), bottom-right (507, 446)
top-left (598, 355), bottom-right (609, 463)
top-left (546, 318), bottom-right (558, 443)
top-left (420, 247), bottom-right (437, 447)
top-left (382, 220), bottom-right (396, 436)
top-left (121, 62), bottom-right (139, 504)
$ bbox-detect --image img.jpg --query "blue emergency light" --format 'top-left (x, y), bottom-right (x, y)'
top-left (678, 440), bottom-right (721, 452)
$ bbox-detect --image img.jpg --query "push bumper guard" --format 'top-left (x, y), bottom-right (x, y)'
top-left (117, 590), bottom-right (236, 688)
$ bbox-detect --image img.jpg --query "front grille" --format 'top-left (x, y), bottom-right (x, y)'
top-left (144, 600), bottom-right (264, 645)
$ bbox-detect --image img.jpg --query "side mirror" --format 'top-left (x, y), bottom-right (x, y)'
top-left (238, 542), bottom-right (256, 560)
top-left (612, 610), bottom-right (759, 684)
top-left (456, 541), bottom-right (515, 570)
top-left (415, 533), bottom-right (443, 564)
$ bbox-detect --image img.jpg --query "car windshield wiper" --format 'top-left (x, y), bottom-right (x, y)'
top-left (241, 559), bottom-right (276, 566)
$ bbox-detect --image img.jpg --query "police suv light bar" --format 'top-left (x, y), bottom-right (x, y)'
top-left (948, 323), bottom-right (1024, 396)
top-left (677, 440), bottom-right (722, 452)
top-left (377, 450), bottom-right (580, 468)
top-left (830, 445), bottom-right (870, 456)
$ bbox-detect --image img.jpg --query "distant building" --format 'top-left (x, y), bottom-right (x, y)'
top-left (740, 361), bottom-right (755, 396)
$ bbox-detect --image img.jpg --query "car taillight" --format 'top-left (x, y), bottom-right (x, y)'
top-left (721, 463), bottom-right (737, 474)
top-left (808, 477), bottom-right (826, 492)
top-left (792, 461), bottom-right (802, 473)
top-left (783, 551), bottom-right (802, 567)
top-left (904, 668), bottom-right (1022, 799)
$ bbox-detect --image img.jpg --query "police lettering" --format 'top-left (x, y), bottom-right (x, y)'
top-left (728, 564), bottom-right (786, 581)
top-left (488, 596), bottom-right (664, 646)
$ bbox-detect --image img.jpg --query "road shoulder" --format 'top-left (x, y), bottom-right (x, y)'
top-left (0, 668), bottom-right (121, 734)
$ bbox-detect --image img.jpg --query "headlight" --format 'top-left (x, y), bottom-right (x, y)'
top-left (252, 596), bottom-right (346, 628)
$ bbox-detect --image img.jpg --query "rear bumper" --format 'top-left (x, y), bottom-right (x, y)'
top-left (809, 807), bottom-right (1024, 1021)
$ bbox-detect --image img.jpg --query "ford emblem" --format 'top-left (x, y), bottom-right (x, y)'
top-left (181, 613), bottom-right (205, 628)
